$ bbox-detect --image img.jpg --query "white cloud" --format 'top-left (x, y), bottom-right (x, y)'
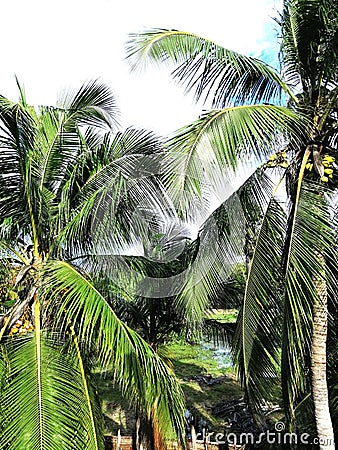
top-left (0, 0), bottom-right (282, 134)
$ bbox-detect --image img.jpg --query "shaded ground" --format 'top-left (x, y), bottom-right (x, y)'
top-left (97, 338), bottom-right (244, 437)
top-left (97, 310), bottom-right (283, 441)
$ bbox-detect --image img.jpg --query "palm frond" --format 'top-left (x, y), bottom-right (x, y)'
top-left (126, 29), bottom-right (297, 107)
top-left (42, 260), bottom-right (186, 443)
top-left (34, 106), bottom-right (81, 195)
top-left (69, 322), bottom-right (103, 450)
top-left (174, 167), bottom-right (274, 331)
top-left (0, 98), bottom-right (37, 227)
top-left (55, 126), bottom-right (168, 254)
top-left (0, 331), bottom-right (104, 450)
top-left (106, 127), bottom-right (163, 158)
top-left (57, 80), bottom-right (120, 130)
top-left (233, 196), bottom-right (286, 415)
top-left (282, 179), bottom-right (337, 425)
top-left (60, 161), bottom-right (177, 259)
top-left (281, 0), bottom-right (338, 94)
top-left (162, 105), bottom-right (307, 212)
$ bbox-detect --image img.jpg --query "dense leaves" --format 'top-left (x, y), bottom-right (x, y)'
top-left (127, 0), bottom-right (338, 443)
top-left (0, 81), bottom-right (186, 449)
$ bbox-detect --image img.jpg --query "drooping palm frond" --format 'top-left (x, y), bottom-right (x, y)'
top-left (35, 82), bottom-right (122, 199)
top-left (34, 106), bottom-right (82, 197)
top-left (60, 126), bottom-right (163, 212)
top-left (174, 241), bottom-right (228, 330)
top-left (0, 98), bottom-right (37, 231)
top-left (281, 179), bottom-right (337, 425)
top-left (126, 29), bottom-right (297, 107)
top-left (0, 331), bottom-right (104, 450)
top-left (233, 196), bottom-right (286, 415)
top-left (163, 164), bottom-right (289, 396)
top-left (68, 322), bottom-right (104, 450)
top-left (173, 167), bottom-right (275, 332)
top-left (106, 127), bottom-right (164, 158)
top-left (0, 81), bottom-right (122, 255)
top-left (60, 162), bottom-right (177, 260)
top-left (55, 126), bottom-right (170, 256)
top-left (162, 105), bottom-right (307, 213)
top-left (57, 79), bottom-right (120, 130)
top-left (42, 260), bottom-right (186, 443)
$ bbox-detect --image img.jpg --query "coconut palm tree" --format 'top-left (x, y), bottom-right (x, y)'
top-left (0, 80), bottom-right (186, 449)
top-left (126, 0), bottom-right (338, 446)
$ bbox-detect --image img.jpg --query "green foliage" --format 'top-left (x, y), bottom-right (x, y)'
top-left (0, 332), bottom-right (103, 450)
top-left (126, 0), bottom-right (338, 438)
top-left (0, 81), bottom-right (186, 448)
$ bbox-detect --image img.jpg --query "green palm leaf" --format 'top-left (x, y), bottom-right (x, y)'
top-left (34, 107), bottom-right (81, 196)
top-left (106, 127), bottom-right (163, 158)
top-left (163, 105), bottom-right (307, 211)
top-left (233, 196), bottom-right (286, 414)
top-left (173, 167), bottom-right (274, 331)
top-left (126, 29), bottom-right (297, 106)
top-left (69, 322), bottom-right (103, 450)
top-left (0, 331), bottom-right (103, 450)
top-left (58, 79), bottom-right (120, 130)
top-left (282, 178), bottom-right (337, 423)
top-left (281, 0), bottom-right (338, 93)
top-left (56, 126), bottom-right (169, 255)
top-left (43, 260), bottom-right (186, 443)
top-left (0, 98), bottom-right (37, 230)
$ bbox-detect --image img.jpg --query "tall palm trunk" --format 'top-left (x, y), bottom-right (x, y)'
top-left (311, 273), bottom-right (335, 450)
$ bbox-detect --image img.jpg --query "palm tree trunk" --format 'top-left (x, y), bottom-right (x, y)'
top-left (133, 411), bottom-right (165, 450)
top-left (311, 275), bottom-right (335, 450)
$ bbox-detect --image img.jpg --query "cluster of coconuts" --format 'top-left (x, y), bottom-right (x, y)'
top-left (306, 153), bottom-right (335, 183)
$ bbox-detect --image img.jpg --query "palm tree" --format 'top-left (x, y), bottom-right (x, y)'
top-left (0, 80), bottom-right (186, 449)
top-left (126, 0), bottom-right (338, 446)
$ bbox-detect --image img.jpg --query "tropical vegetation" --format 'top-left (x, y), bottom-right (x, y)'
top-left (126, 0), bottom-right (338, 448)
top-left (0, 0), bottom-right (337, 448)
top-left (0, 80), bottom-right (186, 449)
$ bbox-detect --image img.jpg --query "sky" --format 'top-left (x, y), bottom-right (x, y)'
top-left (0, 0), bottom-right (282, 135)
